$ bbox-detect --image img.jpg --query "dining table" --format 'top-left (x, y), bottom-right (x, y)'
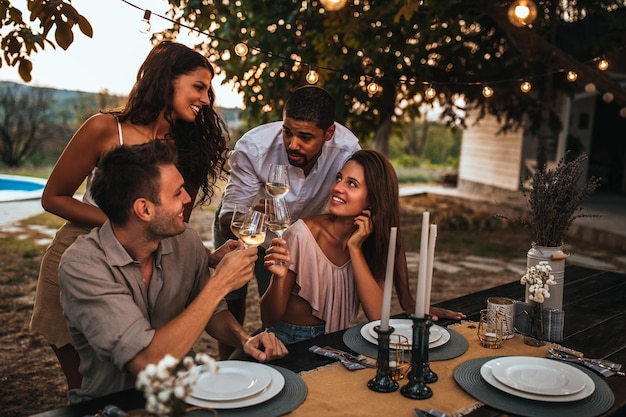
top-left (31, 265), bottom-right (625, 417)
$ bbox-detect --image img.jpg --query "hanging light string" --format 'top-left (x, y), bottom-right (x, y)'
top-left (119, 0), bottom-right (625, 103)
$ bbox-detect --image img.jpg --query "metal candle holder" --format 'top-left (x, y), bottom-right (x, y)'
top-left (367, 325), bottom-right (399, 393)
top-left (401, 314), bottom-right (437, 399)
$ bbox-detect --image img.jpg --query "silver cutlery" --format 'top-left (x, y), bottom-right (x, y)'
top-left (309, 345), bottom-right (376, 369)
top-left (414, 408), bottom-right (449, 417)
top-left (547, 347), bottom-right (624, 377)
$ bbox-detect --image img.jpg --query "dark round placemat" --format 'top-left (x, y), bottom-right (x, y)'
top-left (454, 356), bottom-right (614, 417)
top-left (189, 365), bottom-right (307, 417)
top-left (343, 324), bottom-right (468, 361)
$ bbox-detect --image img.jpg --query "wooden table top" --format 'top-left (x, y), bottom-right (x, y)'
top-left (32, 265), bottom-right (625, 417)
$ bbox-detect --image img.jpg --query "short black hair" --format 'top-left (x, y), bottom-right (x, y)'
top-left (283, 85), bottom-right (336, 130)
top-left (91, 140), bottom-right (179, 225)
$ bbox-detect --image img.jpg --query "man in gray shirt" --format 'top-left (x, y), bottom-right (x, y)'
top-left (59, 140), bottom-right (287, 403)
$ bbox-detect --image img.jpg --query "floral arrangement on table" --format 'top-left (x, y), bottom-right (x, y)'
top-left (135, 353), bottom-right (218, 417)
top-left (520, 261), bottom-right (556, 345)
top-left (521, 152), bottom-right (601, 247)
top-left (520, 261), bottom-right (556, 303)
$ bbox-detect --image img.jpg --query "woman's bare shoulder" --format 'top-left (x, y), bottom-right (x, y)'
top-left (74, 113), bottom-right (120, 143)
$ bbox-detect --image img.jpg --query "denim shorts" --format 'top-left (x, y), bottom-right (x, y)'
top-left (267, 321), bottom-right (325, 345)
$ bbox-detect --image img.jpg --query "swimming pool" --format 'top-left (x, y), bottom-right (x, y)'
top-left (0, 174), bottom-right (47, 202)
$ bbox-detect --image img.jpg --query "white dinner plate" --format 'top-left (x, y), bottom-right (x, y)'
top-left (491, 356), bottom-right (588, 396)
top-left (367, 320), bottom-right (443, 344)
top-left (480, 358), bottom-right (595, 402)
top-left (187, 363), bottom-right (285, 409)
top-left (191, 360), bottom-right (272, 401)
top-left (360, 319), bottom-right (450, 349)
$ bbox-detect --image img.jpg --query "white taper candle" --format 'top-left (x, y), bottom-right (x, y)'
top-left (379, 227), bottom-right (397, 331)
top-left (415, 212), bottom-right (430, 318)
top-left (424, 224), bottom-right (437, 316)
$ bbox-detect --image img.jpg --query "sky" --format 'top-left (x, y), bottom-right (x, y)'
top-left (0, 0), bottom-right (244, 108)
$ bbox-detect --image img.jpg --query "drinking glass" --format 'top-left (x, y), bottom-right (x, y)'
top-left (239, 211), bottom-right (267, 248)
top-left (229, 204), bottom-right (251, 239)
top-left (478, 309), bottom-right (503, 349)
top-left (265, 164), bottom-right (290, 198)
top-left (265, 197), bottom-right (291, 238)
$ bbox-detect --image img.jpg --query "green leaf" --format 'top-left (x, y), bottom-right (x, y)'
top-left (77, 15), bottom-right (94, 38)
top-left (18, 58), bottom-right (33, 82)
top-left (54, 21), bottom-right (74, 50)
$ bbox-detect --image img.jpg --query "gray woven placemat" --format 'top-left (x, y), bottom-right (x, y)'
top-left (189, 365), bottom-right (307, 417)
top-left (454, 356), bottom-right (614, 417)
top-left (343, 324), bottom-right (468, 361)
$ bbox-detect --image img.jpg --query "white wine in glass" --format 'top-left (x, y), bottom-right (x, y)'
top-left (239, 211), bottom-right (267, 248)
top-left (229, 204), bottom-right (251, 239)
top-left (265, 197), bottom-right (290, 237)
top-left (265, 164), bottom-right (290, 198)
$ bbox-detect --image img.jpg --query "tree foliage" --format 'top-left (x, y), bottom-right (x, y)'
top-left (154, 0), bottom-right (626, 157)
top-left (3, 1), bottom-right (626, 160)
top-left (0, 0), bottom-right (93, 81)
top-left (0, 82), bottom-right (56, 166)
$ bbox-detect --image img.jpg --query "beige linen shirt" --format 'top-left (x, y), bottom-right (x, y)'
top-left (59, 222), bottom-right (226, 403)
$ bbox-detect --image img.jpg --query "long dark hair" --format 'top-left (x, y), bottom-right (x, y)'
top-left (112, 41), bottom-right (228, 205)
top-left (347, 149), bottom-right (400, 283)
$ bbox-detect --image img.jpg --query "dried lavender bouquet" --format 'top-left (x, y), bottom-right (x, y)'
top-left (523, 152), bottom-right (601, 247)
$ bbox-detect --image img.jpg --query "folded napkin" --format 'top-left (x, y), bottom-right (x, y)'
top-left (514, 301), bottom-right (564, 342)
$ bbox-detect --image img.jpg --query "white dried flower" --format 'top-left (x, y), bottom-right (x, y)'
top-left (521, 261), bottom-right (555, 303)
top-left (136, 353), bottom-right (218, 416)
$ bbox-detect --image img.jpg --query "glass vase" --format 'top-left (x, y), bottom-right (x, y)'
top-left (523, 301), bottom-right (546, 347)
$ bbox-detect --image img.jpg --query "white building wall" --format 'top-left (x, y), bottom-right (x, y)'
top-left (458, 112), bottom-right (524, 191)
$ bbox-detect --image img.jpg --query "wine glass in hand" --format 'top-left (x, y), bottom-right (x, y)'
top-left (229, 204), bottom-right (251, 239)
top-left (265, 197), bottom-right (291, 238)
top-left (239, 211), bottom-right (267, 248)
top-left (265, 164), bottom-right (290, 198)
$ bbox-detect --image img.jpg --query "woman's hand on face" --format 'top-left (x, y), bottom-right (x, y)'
top-left (264, 238), bottom-right (290, 276)
top-left (348, 209), bottom-right (372, 249)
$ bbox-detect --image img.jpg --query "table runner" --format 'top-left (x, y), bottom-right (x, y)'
top-left (290, 321), bottom-right (550, 417)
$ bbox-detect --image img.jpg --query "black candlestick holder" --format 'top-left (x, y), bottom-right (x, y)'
top-left (367, 325), bottom-right (399, 393)
top-left (401, 314), bottom-right (437, 399)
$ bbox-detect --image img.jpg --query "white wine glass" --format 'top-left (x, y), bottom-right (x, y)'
top-left (229, 204), bottom-right (252, 239)
top-left (265, 164), bottom-right (290, 198)
top-left (239, 211), bottom-right (267, 249)
top-left (265, 197), bottom-right (291, 238)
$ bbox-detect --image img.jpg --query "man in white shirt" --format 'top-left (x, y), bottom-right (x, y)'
top-left (215, 86), bottom-right (460, 359)
top-left (214, 86), bottom-right (367, 358)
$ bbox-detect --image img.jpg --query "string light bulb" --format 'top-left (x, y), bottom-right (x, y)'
top-left (507, 0), bottom-right (538, 27)
top-left (598, 58), bottom-right (609, 71)
top-left (602, 92), bottom-right (614, 103)
top-left (139, 9), bottom-right (152, 34)
top-left (566, 70), bottom-right (578, 82)
top-left (424, 85), bottom-right (437, 100)
top-left (367, 79), bottom-right (379, 95)
top-left (482, 85), bottom-right (494, 98)
top-left (520, 80), bottom-right (532, 93)
top-left (320, 0), bottom-right (348, 11)
top-left (234, 42), bottom-right (249, 57)
top-left (305, 65), bottom-right (319, 84)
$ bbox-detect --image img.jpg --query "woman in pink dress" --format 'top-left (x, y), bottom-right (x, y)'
top-left (261, 149), bottom-right (464, 344)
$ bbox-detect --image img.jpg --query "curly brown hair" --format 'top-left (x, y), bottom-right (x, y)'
top-left (112, 41), bottom-right (229, 206)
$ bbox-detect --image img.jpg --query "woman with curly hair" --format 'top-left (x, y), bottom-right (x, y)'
top-left (30, 41), bottom-right (234, 389)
